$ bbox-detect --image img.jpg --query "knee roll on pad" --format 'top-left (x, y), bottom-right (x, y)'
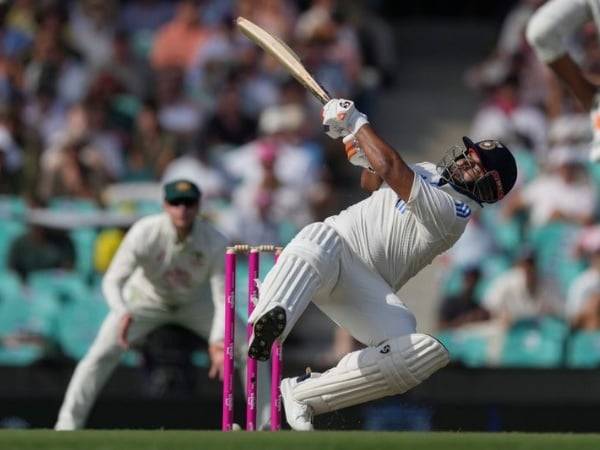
top-left (249, 223), bottom-right (342, 337)
top-left (283, 222), bottom-right (342, 280)
top-left (292, 333), bottom-right (449, 414)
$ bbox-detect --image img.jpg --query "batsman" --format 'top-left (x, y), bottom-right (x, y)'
top-left (248, 98), bottom-right (518, 430)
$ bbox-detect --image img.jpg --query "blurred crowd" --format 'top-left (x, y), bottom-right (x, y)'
top-left (0, 0), bottom-right (396, 368)
top-left (436, 0), bottom-right (600, 369)
top-left (4, 0), bottom-right (600, 376)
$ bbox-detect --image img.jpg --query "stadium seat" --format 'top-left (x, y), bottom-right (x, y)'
top-left (57, 289), bottom-right (108, 361)
top-left (28, 270), bottom-right (89, 306)
top-left (56, 288), bottom-right (140, 366)
top-left (565, 331), bottom-right (600, 368)
top-left (70, 228), bottom-right (98, 279)
top-left (0, 220), bottom-right (25, 271)
top-left (528, 222), bottom-right (585, 297)
top-left (0, 279), bottom-right (61, 365)
top-left (0, 195), bottom-right (26, 218)
top-left (499, 317), bottom-right (568, 367)
top-left (436, 329), bottom-right (490, 367)
top-left (475, 254), bottom-right (511, 301)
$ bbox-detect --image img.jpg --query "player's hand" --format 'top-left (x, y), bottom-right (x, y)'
top-left (208, 342), bottom-right (225, 380)
top-left (343, 133), bottom-right (374, 171)
top-left (117, 313), bottom-right (133, 349)
top-left (322, 98), bottom-right (369, 139)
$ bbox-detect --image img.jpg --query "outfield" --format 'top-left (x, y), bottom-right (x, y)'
top-left (1, 431), bottom-right (600, 450)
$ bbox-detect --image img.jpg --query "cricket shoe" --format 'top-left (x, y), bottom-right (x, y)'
top-left (248, 306), bottom-right (286, 361)
top-left (280, 376), bottom-right (314, 431)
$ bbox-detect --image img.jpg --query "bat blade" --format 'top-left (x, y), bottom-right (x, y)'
top-left (236, 16), bottom-right (331, 105)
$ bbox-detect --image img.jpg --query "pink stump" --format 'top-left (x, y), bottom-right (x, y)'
top-left (246, 249), bottom-right (259, 430)
top-left (270, 249), bottom-right (283, 430)
top-left (222, 249), bottom-right (236, 431)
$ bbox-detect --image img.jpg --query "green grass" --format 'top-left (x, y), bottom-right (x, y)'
top-left (1, 431), bottom-right (600, 450)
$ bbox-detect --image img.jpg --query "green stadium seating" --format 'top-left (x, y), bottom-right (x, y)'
top-left (0, 195), bottom-right (26, 218)
top-left (0, 220), bottom-right (25, 271)
top-left (436, 329), bottom-right (490, 367)
top-left (70, 228), bottom-right (98, 279)
top-left (0, 276), bottom-right (61, 365)
top-left (56, 289), bottom-right (108, 361)
top-left (28, 270), bottom-right (89, 305)
top-left (565, 331), bottom-right (600, 368)
top-left (528, 222), bottom-right (585, 296)
top-left (56, 288), bottom-right (140, 366)
top-left (500, 317), bottom-right (568, 367)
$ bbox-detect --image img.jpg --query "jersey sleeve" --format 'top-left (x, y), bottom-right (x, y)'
top-left (526, 0), bottom-right (591, 63)
top-left (102, 219), bottom-right (149, 313)
top-left (405, 175), bottom-right (471, 240)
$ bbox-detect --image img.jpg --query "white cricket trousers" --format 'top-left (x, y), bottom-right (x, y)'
top-left (55, 300), bottom-right (270, 429)
top-left (255, 222), bottom-right (417, 347)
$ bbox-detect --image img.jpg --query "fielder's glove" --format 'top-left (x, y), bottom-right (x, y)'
top-left (343, 133), bottom-right (374, 171)
top-left (322, 98), bottom-right (369, 139)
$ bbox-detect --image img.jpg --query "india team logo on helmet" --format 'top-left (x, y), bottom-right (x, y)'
top-left (437, 136), bottom-right (518, 204)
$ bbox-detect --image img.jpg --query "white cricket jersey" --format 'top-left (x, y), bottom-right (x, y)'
top-left (527, 0), bottom-right (600, 63)
top-left (102, 213), bottom-right (228, 342)
top-left (325, 162), bottom-right (480, 292)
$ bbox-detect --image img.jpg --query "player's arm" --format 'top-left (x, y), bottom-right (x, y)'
top-left (526, 0), bottom-right (596, 109)
top-left (360, 168), bottom-right (383, 192)
top-left (102, 221), bottom-right (146, 313)
top-left (548, 55), bottom-right (597, 111)
top-left (322, 99), bottom-right (414, 200)
top-left (354, 125), bottom-right (414, 200)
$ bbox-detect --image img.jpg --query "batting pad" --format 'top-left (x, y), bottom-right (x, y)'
top-left (249, 222), bottom-right (341, 340)
top-left (292, 334), bottom-right (449, 414)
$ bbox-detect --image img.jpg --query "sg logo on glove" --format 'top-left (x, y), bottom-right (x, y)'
top-left (322, 98), bottom-right (369, 140)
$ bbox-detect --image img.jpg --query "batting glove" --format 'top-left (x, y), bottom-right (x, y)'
top-left (322, 98), bottom-right (369, 140)
top-left (343, 134), bottom-right (374, 171)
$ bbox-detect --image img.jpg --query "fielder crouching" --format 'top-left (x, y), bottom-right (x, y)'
top-left (55, 179), bottom-right (270, 430)
top-left (248, 98), bottom-right (518, 430)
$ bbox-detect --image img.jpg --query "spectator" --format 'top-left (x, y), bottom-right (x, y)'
top-left (202, 81), bottom-right (258, 148)
top-left (8, 223), bottom-right (75, 281)
top-left (124, 100), bottom-right (177, 181)
top-left (469, 74), bottom-right (548, 155)
top-left (150, 0), bottom-right (214, 71)
top-left (482, 249), bottom-right (559, 326)
top-left (155, 66), bottom-right (203, 138)
top-left (504, 146), bottom-right (597, 229)
top-left (222, 103), bottom-right (321, 229)
top-left (38, 135), bottom-right (110, 203)
top-left (566, 227), bottom-right (600, 330)
top-left (0, 120), bottom-right (23, 194)
top-left (23, 25), bottom-right (89, 105)
top-left (70, 0), bottom-right (117, 69)
top-left (438, 266), bottom-right (490, 330)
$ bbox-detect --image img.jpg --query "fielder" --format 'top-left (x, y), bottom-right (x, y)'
top-left (526, 0), bottom-right (600, 160)
top-left (247, 98), bottom-right (518, 430)
top-left (55, 179), bottom-right (270, 430)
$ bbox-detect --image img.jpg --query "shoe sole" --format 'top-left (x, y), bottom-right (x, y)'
top-left (248, 306), bottom-right (286, 361)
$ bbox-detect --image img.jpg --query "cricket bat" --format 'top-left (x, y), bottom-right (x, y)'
top-left (236, 16), bottom-right (332, 105)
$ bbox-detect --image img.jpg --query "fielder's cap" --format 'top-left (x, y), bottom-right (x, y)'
top-left (463, 136), bottom-right (518, 201)
top-left (164, 179), bottom-right (201, 203)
